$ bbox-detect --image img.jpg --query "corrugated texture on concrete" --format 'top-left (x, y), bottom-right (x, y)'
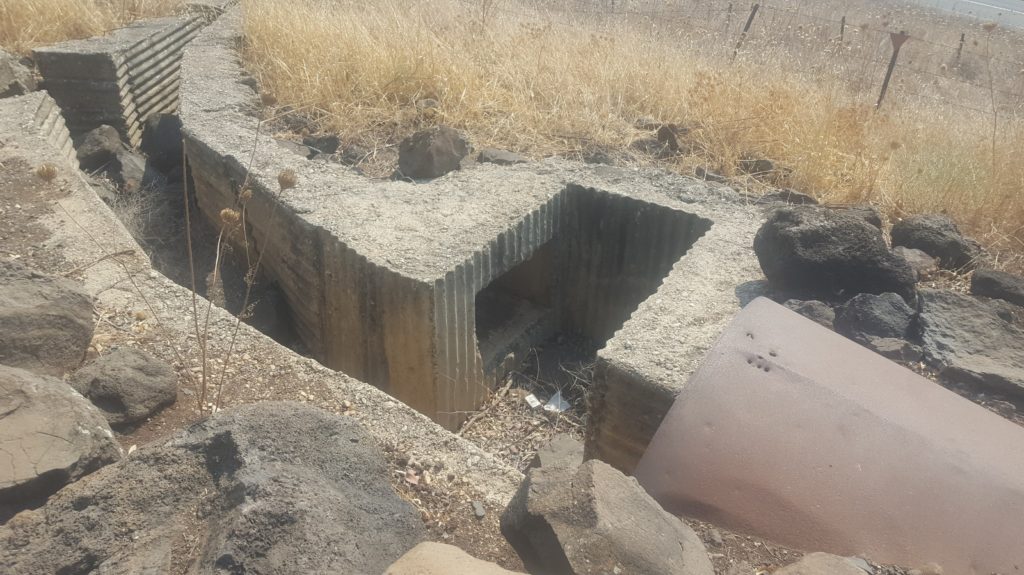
top-left (431, 187), bottom-right (710, 429)
top-left (433, 194), bottom-right (564, 429)
top-left (561, 186), bottom-right (712, 344)
top-left (31, 92), bottom-right (77, 167)
top-left (34, 12), bottom-right (214, 146)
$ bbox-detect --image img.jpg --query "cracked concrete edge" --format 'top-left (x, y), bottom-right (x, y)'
top-left (178, 8), bottom-right (768, 470)
top-left (0, 90), bottom-right (523, 505)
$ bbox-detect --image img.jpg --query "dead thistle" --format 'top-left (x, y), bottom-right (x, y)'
top-left (35, 163), bottom-right (59, 182)
top-left (277, 169), bottom-right (298, 191)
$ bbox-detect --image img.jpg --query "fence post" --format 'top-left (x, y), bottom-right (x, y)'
top-left (876, 31), bottom-right (911, 109)
top-left (840, 16), bottom-right (846, 43)
top-left (731, 3), bottom-right (761, 61)
top-left (956, 32), bottom-right (966, 63)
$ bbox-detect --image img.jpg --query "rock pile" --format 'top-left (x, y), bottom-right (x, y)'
top-left (753, 206), bottom-right (916, 302)
top-left (754, 204), bottom-right (1024, 400)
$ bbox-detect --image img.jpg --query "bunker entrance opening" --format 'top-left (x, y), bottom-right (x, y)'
top-left (473, 187), bottom-right (713, 400)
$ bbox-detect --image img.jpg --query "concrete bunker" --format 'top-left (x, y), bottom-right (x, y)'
top-left (474, 186), bottom-right (711, 386)
top-left (178, 7), bottom-right (761, 449)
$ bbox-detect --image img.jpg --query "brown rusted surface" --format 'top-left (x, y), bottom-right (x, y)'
top-left (635, 297), bottom-right (1024, 574)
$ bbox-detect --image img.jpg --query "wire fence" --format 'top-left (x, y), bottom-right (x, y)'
top-left (477, 0), bottom-right (1024, 118)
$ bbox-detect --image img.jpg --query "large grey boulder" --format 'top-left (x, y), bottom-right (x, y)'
top-left (918, 289), bottom-right (1024, 397)
top-left (501, 456), bottom-right (713, 575)
top-left (834, 292), bottom-right (916, 343)
top-left (0, 365), bottom-right (121, 511)
top-left (398, 126), bottom-right (471, 179)
top-left (0, 49), bottom-right (35, 98)
top-left (0, 260), bottom-right (95, 376)
top-left (972, 268), bottom-right (1024, 307)
top-left (77, 124), bottom-right (124, 172)
top-left (69, 347), bottom-right (178, 428)
top-left (773, 553), bottom-right (869, 575)
top-left (754, 206), bottom-right (916, 302)
top-left (0, 402), bottom-right (424, 574)
top-left (892, 214), bottom-right (980, 271)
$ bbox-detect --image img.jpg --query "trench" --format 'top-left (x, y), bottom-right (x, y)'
top-left (113, 129), bottom-right (711, 428)
top-left (97, 136), bottom-right (301, 352)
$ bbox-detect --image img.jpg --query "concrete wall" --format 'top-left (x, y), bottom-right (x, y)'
top-left (561, 185), bottom-right (712, 343)
top-left (30, 92), bottom-right (77, 168)
top-left (34, 13), bottom-right (215, 146)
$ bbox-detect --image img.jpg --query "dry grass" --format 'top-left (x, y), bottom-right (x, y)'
top-left (243, 0), bottom-right (1023, 259)
top-left (243, 0), bottom-right (1024, 260)
top-left (0, 0), bottom-right (183, 54)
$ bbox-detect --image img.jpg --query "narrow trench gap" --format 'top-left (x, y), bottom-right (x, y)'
top-left (99, 130), bottom-right (302, 352)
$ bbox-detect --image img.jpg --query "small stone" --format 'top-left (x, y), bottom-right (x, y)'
top-left (894, 246), bottom-right (939, 280)
top-left (892, 214), bottom-right (980, 270)
top-left (694, 165), bottom-right (727, 183)
top-left (708, 528), bottom-right (724, 547)
top-left (477, 147), bottom-right (528, 165)
top-left (834, 292), bottom-right (916, 343)
top-left (398, 126), bottom-right (471, 179)
top-left (471, 500), bottom-right (486, 519)
top-left (738, 156), bottom-right (774, 176)
top-left (761, 189), bottom-right (818, 205)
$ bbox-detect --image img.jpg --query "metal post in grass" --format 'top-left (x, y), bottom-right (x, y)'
top-left (731, 3), bottom-right (761, 62)
top-left (840, 16), bottom-right (846, 43)
top-left (956, 32), bottom-right (966, 63)
top-left (876, 30), bottom-right (911, 109)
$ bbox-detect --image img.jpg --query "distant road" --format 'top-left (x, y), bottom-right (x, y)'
top-left (910, 0), bottom-right (1024, 28)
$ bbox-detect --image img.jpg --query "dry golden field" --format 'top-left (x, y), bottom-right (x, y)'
top-left (0, 0), bottom-right (182, 54)
top-left (243, 0), bottom-right (1024, 263)
top-left (1, 0), bottom-right (1021, 263)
